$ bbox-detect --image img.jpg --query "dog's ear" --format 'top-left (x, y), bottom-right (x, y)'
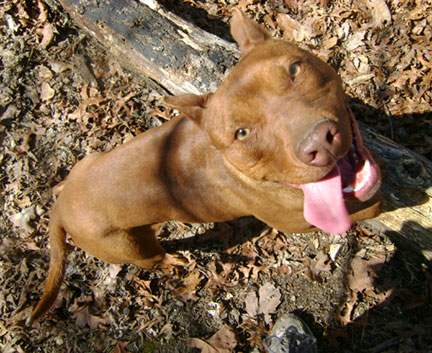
top-left (230, 9), bottom-right (270, 56)
top-left (164, 93), bottom-right (212, 125)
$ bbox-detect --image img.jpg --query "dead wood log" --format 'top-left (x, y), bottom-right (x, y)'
top-left (60, 0), bottom-right (432, 260)
top-left (61, 0), bottom-right (238, 94)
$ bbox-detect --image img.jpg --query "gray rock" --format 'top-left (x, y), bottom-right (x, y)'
top-left (263, 313), bottom-right (317, 353)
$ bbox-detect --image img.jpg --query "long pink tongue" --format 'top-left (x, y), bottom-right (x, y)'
top-left (300, 168), bottom-right (352, 234)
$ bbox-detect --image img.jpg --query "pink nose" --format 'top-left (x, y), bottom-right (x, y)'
top-left (296, 120), bottom-right (344, 167)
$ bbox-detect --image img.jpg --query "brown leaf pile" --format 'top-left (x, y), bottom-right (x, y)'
top-left (1, 1), bottom-right (431, 353)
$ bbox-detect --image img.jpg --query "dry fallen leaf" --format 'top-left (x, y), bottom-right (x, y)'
top-left (38, 65), bottom-right (53, 81)
top-left (110, 342), bottom-right (131, 353)
top-left (103, 264), bottom-right (122, 286)
top-left (10, 206), bottom-right (36, 233)
top-left (245, 290), bottom-right (258, 317)
top-left (322, 36), bottom-right (338, 50)
top-left (305, 251), bottom-right (332, 282)
top-left (258, 282), bottom-right (281, 324)
top-left (347, 253), bottom-right (386, 293)
top-left (37, 0), bottom-right (48, 24)
top-left (0, 104), bottom-right (18, 122)
top-left (353, 54), bottom-right (370, 74)
top-left (40, 82), bottom-right (55, 101)
top-left (15, 2), bottom-right (30, 26)
top-left (72, 306), bottom-right (107, 329)
top-left (207, 325), bottom-right (237, 352)
top-left (237, 0), bottom-right (255, 12)
top-left (345, 31), bottom-right (365, 51)
top-left (364, 0), bottom-right (392, 28)
top-left (189, 338), bottom-right (216, 353)
top-left (189, 325), bottom-right (237, 353)
top-left (49, 60), bottom-right (72, 74)
top-left (173, 270), bottom-right (202, 300)
top-left (329, 243), bottom-right (342, 262)
top-left (5, 14), bottom-right (19, 33)
top-left (408, 7), bottom-right (426, 20)
top-left (337, 291), bottom-right (357, 326)
top-left (39, 23), bottom-right (55, 49)
top-left (277, 13), bottom-right (312, 42)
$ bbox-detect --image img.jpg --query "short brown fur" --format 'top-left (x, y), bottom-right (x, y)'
top-left (29, 10), bottom-right (380, 324)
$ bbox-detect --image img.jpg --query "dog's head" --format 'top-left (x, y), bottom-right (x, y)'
top-left (165, 10), bottom-right (381, 234)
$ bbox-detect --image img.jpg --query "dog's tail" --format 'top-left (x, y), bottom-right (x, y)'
top-left (27, 209), bottom-right (67, 326)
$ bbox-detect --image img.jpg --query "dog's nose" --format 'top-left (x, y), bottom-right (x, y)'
top-left (296, 120), bottom-right (344, 167)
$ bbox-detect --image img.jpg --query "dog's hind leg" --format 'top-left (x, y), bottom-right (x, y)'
top-left (104, 225), bottom-right (186, 270)
top-left (29, 223), bottom-right (183, 324)
top-left (112, 224), bottom-right (168, 269)
top-left (70, 224), bottom-right (169, 269)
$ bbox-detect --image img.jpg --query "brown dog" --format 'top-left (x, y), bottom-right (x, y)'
top-left (28, 10), bottom-right (381, 324)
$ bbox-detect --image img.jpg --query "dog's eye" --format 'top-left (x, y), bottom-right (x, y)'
top-left (235, 128), bottom-right (250, 140)
top-left (289, 62), bottom-right (301, 77)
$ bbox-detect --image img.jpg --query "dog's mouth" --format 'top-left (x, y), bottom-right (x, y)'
top-left (298, 109), bottom-right (381, 234)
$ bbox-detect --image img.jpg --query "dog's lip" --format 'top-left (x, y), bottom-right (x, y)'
top-left (339, 108), bottom-right (381, 201)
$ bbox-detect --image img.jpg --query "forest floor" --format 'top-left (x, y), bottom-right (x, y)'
top-left (1, 1), bottom-right (431, 352)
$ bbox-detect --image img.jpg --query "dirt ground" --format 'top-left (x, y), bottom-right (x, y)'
top-left (1, 1), bottom-right (431, 352)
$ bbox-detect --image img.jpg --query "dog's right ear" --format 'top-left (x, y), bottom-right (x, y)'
top-left (164, 93), bottom-right (212, 125)
top-left (230, 9), bottom-right (270, 56)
